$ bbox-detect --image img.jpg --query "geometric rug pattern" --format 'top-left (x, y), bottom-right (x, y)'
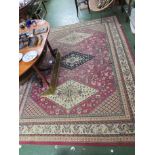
top-left (45, 80), bottom-right (97, 110)
top-left (57, 32), bottom-right (92, 45)
top-left (19, 16), bottom-right (135, 146)
top-left (61, 51), bottom-right (94, 70)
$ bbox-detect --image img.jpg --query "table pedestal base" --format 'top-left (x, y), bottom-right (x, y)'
top-left (32, 40), bottom-right (59, 88)
top-left (32, 65), bottom-right (49, 87)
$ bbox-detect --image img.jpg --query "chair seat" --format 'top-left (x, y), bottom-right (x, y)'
top-left (78, 0), bottom-right (88, 3)
top-left (89, 0), bottom-right (114, 12)
top-left (79, 3), bottom-right (88, 10)
top-left (75, 0), bottom-right (90, 17)
top-left (78, 0), bottom-right (88, 6)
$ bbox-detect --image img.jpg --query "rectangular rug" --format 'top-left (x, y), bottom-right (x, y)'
top-left (19, 16), bottom-right (135, 146)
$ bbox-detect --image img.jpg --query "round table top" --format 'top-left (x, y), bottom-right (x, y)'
top-left (19, 20), bottom-right (50, 77)
top-left (89, 0), bottom-right (114, 12)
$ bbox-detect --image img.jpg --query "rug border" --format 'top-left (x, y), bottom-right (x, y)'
top-left (20, 141), bottom-right (135, 147)
top-left (115, 16), bottom-right (135, 63)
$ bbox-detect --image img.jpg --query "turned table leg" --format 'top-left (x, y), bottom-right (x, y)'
top-left (32, 64), bottom-right (49, 87)
top-left (46, 39), bottom-right (57, 58)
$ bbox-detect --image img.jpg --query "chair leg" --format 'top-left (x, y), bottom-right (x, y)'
top-left (46, 39), bottom-right (57, 58)
top-left (125, 16), bottom-right (129, 22)
top-left (35, 13), bottom-right (40, 19)
top-left (111, 0), bottom-right (116, 14)
top-left (100, 12), bottom-right (102, 24)
top-left (120, 0), bottom-right (124, 13)
top-left (87, 0), bottom-right (90, 14)
top-left (128, 0), bottom-right (132, 16)
top-left (90, 11), bottom-right (92, 19)
top-left (42, 1), bottom-right (47, 14)
top-left (75, 0), bottom-right (79, 17)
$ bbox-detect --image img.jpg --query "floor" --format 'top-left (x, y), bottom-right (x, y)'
top-left (45, 0), bottom-right (135, 55)
top-left (20, 145), bottom-right (134, 155)
top-left (20, 0), bottom-right (135, 154)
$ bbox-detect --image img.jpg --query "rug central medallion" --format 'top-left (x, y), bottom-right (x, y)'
top-left (58, 32), bottom-right (92, 45)
top-left (61, 51), bottom-right (94, 70)
top-left (44, 80), bottom-right (97, 110)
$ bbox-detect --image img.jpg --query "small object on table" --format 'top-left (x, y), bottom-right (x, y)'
top-left (19, 33), bottom-right (29, 49)
top-left (34, 27), bottom-right (48, 35)
top-left (22, 50), bottom-right (38, 62)
top-left (19, 33), bottom-right (28, 39)
top-left (19, 22), bottom-right (26, 29)
top-left (33, 29), bottom-right (35, 35)
top-left (28, 36), bottom-right (39, 47)
top-left (39, 35), bottom-right (43, 45)
top-left (31, 20), bottom-right (37, 27)
top-left (26, 19), bottom-right (32, 28)
top-left (19, 53), bottom-right (23, 61)
top-left (19, 42), bottom-right (27, 49)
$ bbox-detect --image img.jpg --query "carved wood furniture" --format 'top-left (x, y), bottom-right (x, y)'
top-left (89, 0), bottom-right (115, 23)
top-left (74, 0), bottom-right (91, 17)
top-left (19, 0), bottom-right (47, 21)
top-left (120, 0), bottom-right (133, 22)
top-left (19, 20), bottom-right (55, 86)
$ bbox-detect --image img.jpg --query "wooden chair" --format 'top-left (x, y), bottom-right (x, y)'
top-left (89, 0), bottom-right (115, 23)
top-left (120, 0), bottom-right (133, 22)
top-left (74, 0), bottom-right (91, 17)
top-left (31, 0), bottom-right (47, 19)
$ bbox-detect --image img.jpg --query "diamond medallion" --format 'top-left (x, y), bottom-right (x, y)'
top-left (44, 80), bottom-right (97, 110)
top-left (58, 32), bottom-right (92, 45)
top-left (61, 51), bottom-right (94, 70)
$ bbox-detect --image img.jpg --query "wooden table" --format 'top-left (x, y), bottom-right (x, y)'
top-left (19, 20), bottom-right (55, 86)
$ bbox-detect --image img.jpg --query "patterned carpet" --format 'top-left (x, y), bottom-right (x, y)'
top-left (19, 16), bottom-right (135, 146)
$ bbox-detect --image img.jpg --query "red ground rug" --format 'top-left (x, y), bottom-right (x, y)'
top-left (19, 16), bottom-right (135, 146)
